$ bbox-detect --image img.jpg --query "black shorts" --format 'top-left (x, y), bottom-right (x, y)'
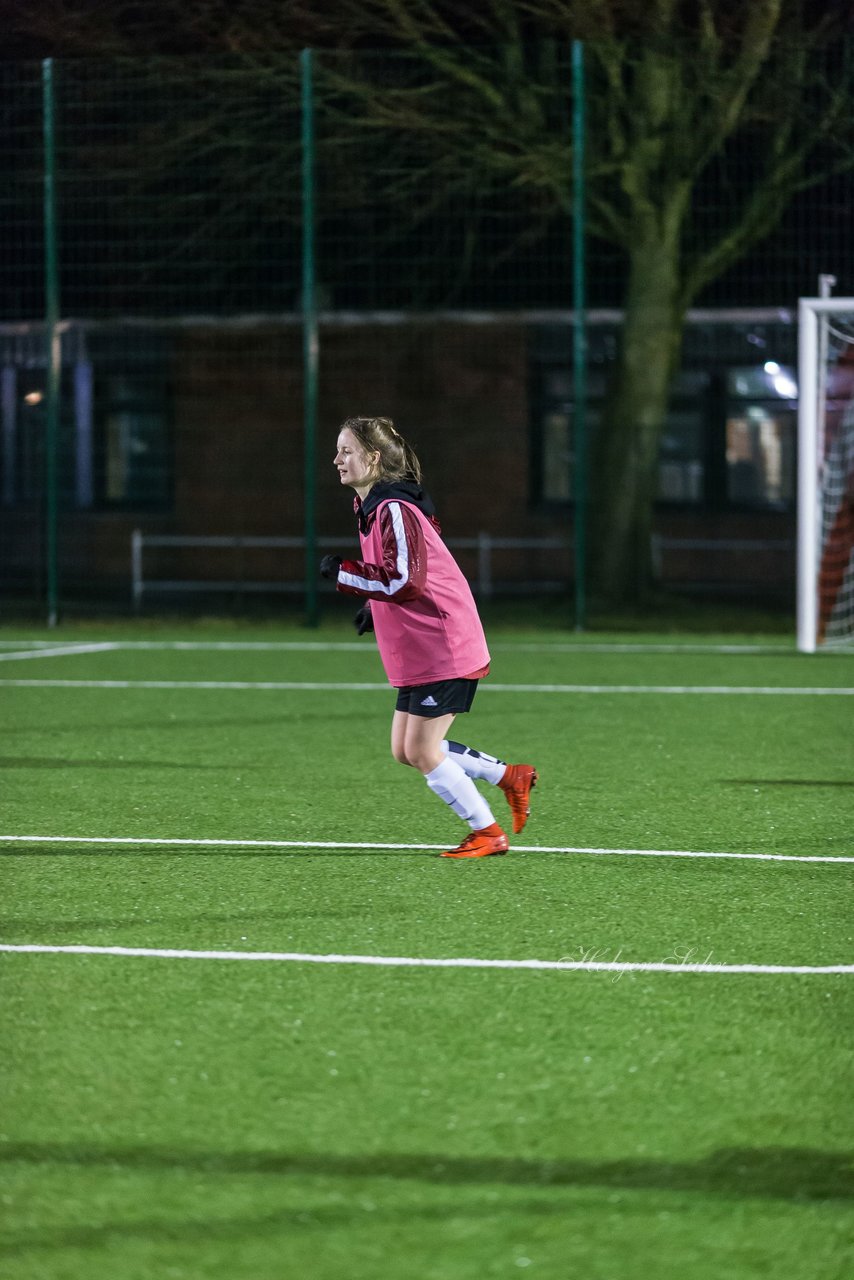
top-left (395, 677), bottom-right (479, 718)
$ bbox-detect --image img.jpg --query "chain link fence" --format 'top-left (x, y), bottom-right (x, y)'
top-left (1, 45), bottom-right (852, 618)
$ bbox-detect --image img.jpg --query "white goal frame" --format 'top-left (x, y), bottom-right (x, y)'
top-left (797, 296), bottom-right (854, 653)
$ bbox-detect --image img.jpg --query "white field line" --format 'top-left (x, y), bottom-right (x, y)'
top-left (495, 643), bottom-right (798, 654)
top-left (0, 639), bottom-right (798, 653)
top-left (1, 835), bottom-right (851, 863)
top-left (1, 677), bottom-right (853, 695)
top-left (0, 642), bottom-right (118, 662)
top-left (0, 941), bottom-right (849, 975)
top-left (0, 641), bottom-right (98, 648)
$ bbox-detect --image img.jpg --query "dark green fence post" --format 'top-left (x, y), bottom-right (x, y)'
top-left (43, 57), bottom-right (61, 627)
top-left (301, 48), bottom-right (319, 628)
top-left (571, 40), bottom-right (587, 631)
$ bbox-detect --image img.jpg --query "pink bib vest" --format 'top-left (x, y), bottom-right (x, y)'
top-left (356, 498), bottom-right (489, 687)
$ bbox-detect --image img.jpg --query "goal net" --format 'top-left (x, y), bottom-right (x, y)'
top-left (797, 297), bottom-right (854, 652)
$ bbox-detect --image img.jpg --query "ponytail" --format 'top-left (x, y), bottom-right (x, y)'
top-left (340, 416), bottom-right (422, 484)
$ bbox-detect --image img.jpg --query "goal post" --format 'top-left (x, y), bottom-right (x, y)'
top-left (797, 296), bottom-right (854, 652)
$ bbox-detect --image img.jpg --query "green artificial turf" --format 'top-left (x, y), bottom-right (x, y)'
top-left (1, 624), bottom-right (852, 1280)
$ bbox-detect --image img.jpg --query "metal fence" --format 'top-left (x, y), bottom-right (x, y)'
top-left (1, 44), bottom-right (852, 621)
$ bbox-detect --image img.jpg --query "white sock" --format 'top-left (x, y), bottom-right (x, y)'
top-left (424, 757), bottom-right (496, 830)
top-left (441, 740), bottom-right (507, 786)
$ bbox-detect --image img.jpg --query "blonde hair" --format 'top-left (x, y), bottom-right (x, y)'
top-left (340, 416), bottom-right (422, 485)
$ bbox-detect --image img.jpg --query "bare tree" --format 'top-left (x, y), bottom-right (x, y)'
top-left (316, 0), bottom-right (854, 600)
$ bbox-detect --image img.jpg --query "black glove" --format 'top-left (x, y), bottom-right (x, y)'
top-left (319, 554), bottom-right (343, 581)
top-left (354, 603), bottom-right (374, 635)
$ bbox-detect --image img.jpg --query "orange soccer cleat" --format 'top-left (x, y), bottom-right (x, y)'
top-left (498, 764), bottom-right (538, 834)
top-left (441, 823), bottom-right (510, 859)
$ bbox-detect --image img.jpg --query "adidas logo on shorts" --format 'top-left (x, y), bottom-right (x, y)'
top-left (420, 695), bottom-right (438, 706)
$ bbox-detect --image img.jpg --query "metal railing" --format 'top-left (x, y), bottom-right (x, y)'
top-left (131, 529), bottom-right (795, 608)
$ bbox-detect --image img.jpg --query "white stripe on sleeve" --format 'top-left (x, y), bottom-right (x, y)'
top-left (339, 502), bottom-right (410, 596)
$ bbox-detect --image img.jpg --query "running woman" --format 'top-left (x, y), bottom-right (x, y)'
top-left (320, 415), bottom-right (537, 859)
